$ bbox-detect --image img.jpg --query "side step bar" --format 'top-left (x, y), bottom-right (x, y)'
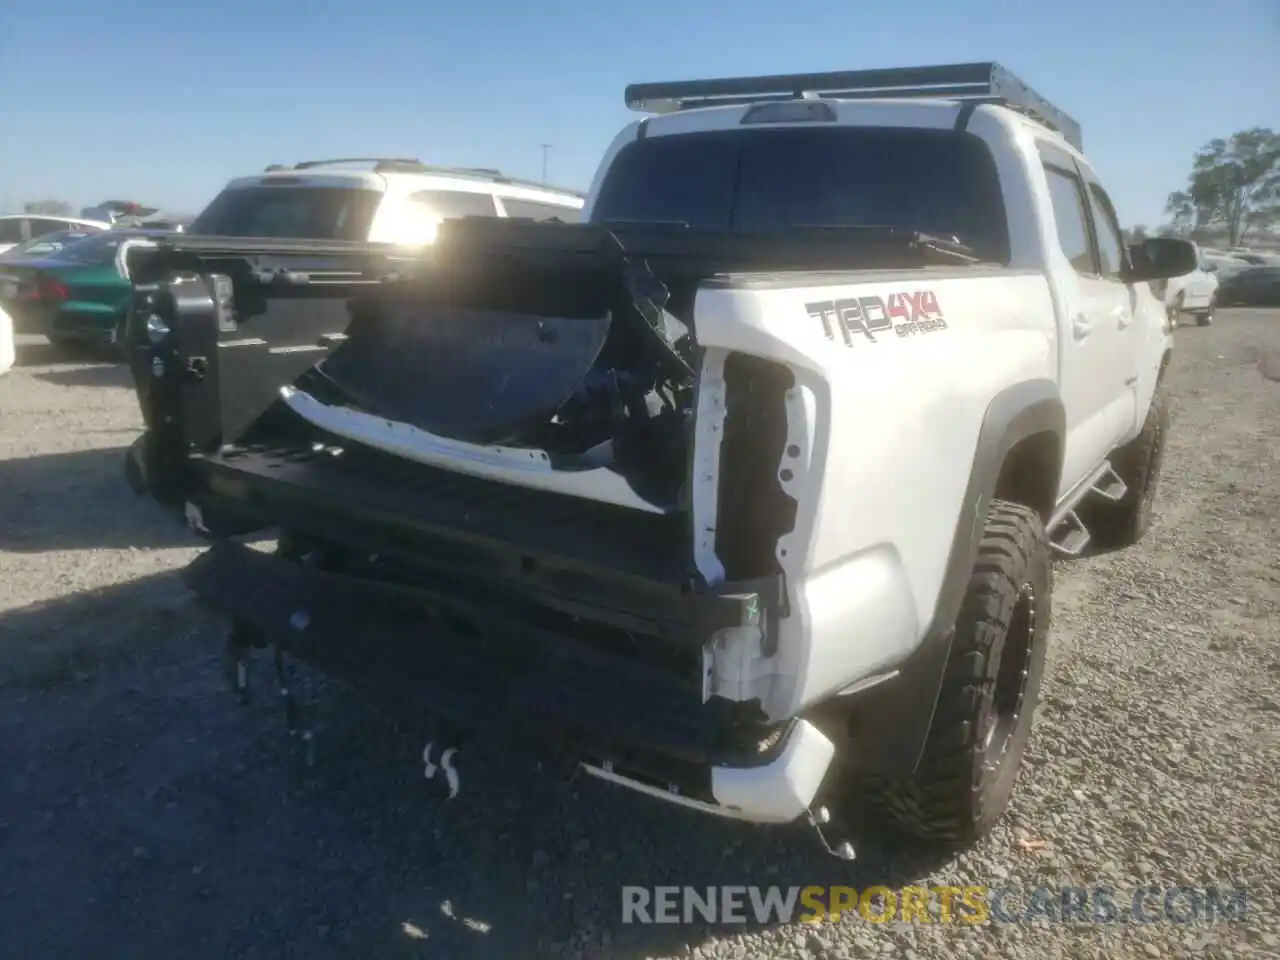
top-left (1090, 463), bottom-right (1128, 502)
top-left (1046, 460), bottom-right (1129, 557)
top-left (1050, 510), bottom-right (1090, 556)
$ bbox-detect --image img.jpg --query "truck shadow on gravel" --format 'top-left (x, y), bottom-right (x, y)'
top-left (0, 569), bottom-right (203, 689)
top-left (0, 446), bottom-right (199, 552)
top-left (34, 362), bottom-right (134, 390)
top-left (0, 574), bottom-right (958, 960)
top-left (13, 339), bottom-right (122, 371)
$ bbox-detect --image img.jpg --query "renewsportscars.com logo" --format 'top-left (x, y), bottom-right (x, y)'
top-left (621, 884), bottom-right (1249, 926)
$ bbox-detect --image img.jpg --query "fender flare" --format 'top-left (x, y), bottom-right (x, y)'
top-left (819, 379), bottom-right (1065, 776)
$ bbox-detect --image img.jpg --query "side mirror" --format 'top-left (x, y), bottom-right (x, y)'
top-left (1127, 237), bottom-right (1199, 282)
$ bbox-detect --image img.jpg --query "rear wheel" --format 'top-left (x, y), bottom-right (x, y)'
top-left (1196, 295), bottom-right (1215, 326)
top-left (1080, 380), bottom-right (1169, 551)
top-left (863, 500), bottom-right (1051, 851)
top-left (1166, 293), bottom-right (1183, 329)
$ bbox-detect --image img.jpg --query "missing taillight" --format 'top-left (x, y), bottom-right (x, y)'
top-left (715, 353), bottom-right (797, 580)
top-left (23, 274), bottom-right (69, 302)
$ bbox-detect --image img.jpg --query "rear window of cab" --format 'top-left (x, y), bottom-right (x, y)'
top-left (590, 126), bottom-right (1011, 263)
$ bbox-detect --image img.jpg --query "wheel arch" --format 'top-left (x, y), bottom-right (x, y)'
top-left (806, 379), bottom-right (1064, 777)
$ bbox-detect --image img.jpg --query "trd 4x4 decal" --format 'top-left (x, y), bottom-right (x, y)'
top-left (806, 291), bottom-right (948, 345)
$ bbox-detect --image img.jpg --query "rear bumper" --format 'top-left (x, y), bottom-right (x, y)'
top-left (185, 539), bottom-right (834, 823)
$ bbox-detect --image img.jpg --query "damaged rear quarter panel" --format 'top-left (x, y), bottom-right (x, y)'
top-left (691, 271), bottom-right (1056, 721)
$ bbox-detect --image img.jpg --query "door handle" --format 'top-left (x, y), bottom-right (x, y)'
top-left (1112, 306), bottom-right (1132, 329)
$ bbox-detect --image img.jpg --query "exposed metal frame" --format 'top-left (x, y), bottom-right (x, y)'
top-left (624, 62), bottom-right (1082, 150)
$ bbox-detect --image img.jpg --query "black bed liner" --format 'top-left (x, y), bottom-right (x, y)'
top-left (189, 429), bottom-right (782, 648)
top-left (198, 434), bottom-right (689, 584)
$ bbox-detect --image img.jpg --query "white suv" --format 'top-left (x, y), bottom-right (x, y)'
top-left (185, 158), bottom-right (584, 246)
top-left (1158, 241), bottom-right (1218, 327)
top-left (0, 214), bottom-right (112, 255)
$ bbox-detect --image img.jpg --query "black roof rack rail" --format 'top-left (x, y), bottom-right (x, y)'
top-left (623, 62), bottom-right (1082, 150)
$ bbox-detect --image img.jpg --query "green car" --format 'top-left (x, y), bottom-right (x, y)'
top-left (0, 230), bottom-right (166, 353)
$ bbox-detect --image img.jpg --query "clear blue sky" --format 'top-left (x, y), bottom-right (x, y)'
top-left (1, 0), bottom-right (1276, 228)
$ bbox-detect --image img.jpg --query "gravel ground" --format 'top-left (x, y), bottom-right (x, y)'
top-left (1, 314), bottom-right (1278, 960)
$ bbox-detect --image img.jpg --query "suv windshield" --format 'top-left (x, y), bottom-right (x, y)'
top-left (590, 126), bottom-right (1011, 262)
top-left (189, 185), bottom-right (382, 240)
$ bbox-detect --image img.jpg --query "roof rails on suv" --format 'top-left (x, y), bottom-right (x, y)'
top-left (623, 61), bottom-right (1082, 150)
top-left (261, 158), bottom-right (584, 197)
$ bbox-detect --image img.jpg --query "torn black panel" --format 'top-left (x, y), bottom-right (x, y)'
top-left (622, 260), bottom-right (695, 380)
top-left (316, 254), bottom-right (618, 446)
top-left (317, 302), bottom-right (613, 446)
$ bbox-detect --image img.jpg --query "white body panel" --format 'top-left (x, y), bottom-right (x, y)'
top-left (690, 271), bottom-right (1058, 719)
top-left (0, 303), bottom-right (13, 377)
top-left (278, 385), bottom-right (668, 514)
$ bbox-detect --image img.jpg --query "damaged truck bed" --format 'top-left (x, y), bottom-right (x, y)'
top-left (123, 219), bottom-right (983, 829)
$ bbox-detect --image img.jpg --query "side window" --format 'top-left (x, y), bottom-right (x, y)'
top-left (26, 218), bottom-right (66, 239)
top-left (1043, 165), bottom-right (1095, 275)
top-left (0, 220), bottom-right (23, 244)
top-left (408, 190), bottom-right (498, 219)
top-left (1085, 183), bottom-right (1125, 279)
top-left (501, 198), bottom-right (579, 222)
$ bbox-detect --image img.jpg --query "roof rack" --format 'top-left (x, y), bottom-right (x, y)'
top-left (289, 157), bottom-right (428, 172)
top-left (261, 158), bottom-right (584, 197)
top-left (623, 62), bottom-right (1082, 150)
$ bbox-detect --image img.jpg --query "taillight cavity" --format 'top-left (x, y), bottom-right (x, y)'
top-left (22, 274), bottom-right (70, 302)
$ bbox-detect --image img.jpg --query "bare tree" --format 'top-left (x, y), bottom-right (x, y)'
top-left (1165, 128), bottom-right (1280, 245)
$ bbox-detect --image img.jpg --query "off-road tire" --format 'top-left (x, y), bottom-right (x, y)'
top-left (1196, 296), bottom-right (1214, 326)
top-left (865, 500), bottom-right (1051, 850)
top-left (1080, 381), bottom-right (1169, 551)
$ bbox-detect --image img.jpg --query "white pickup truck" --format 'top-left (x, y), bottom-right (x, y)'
top-left (121, 62), bottom-right (1197, 860)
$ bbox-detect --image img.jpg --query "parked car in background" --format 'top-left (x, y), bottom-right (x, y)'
top-left (0, 229), bottom-right (169, 353)
top-left (1215, 264), bottom-right (1280, 307)
top-left (1156, 241), bottom-right (1217, 327)
top-left (80, 201), bottom-right (160, 226)
top-left (1225, 249), bottom-right (1269, 266)
top-left (186, 157), bottom-right (584, 247)
top-left (111, 211), bottom-right (194, 232)
top-left (1202, 253), bottom-right (1253, 280)
top-left (1, 228), bottom-right (103, 260)
top-left (0, 214), bottom-right (111, 255)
